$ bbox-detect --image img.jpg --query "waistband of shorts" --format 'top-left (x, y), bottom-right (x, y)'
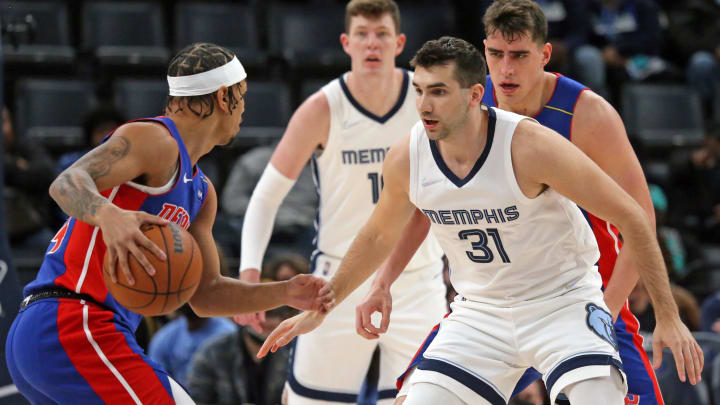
top-left (21, 287), bottom-right (109, 311)
top-left (311, 250), bottom-right (443, 278)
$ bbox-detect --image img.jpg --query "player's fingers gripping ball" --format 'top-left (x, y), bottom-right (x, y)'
top-left (103, 223), bottom-right (203, 316)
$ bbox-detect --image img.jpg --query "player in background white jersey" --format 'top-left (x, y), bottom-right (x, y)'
top-left (257, 37), bottom-right (703, 405)
top-left (237, 1), bottom-right (446, 403)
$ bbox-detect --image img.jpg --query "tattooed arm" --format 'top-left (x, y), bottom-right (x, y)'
top-left (50, 135), bottom-right (131, 224)
top-left (49, 122), bottom-right (177, 284)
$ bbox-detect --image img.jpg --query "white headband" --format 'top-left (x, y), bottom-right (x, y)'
top-left (167, 56), bottom-right (247, 96)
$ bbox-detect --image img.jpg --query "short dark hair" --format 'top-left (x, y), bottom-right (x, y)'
top-left (410, 36), bottom-right (487, 88)
top-left (345, 0), bottom-right (401, 34)
top-left (707, 121), bottom-right (720, 141)
top-left (483, 0), bottom-right (548, 45)
top-left (263, 253), bottom-right (310, 281)
top-left (82, 106), bottom-right (125, 145)
top-left (165, 42), bottom-right (242, 118)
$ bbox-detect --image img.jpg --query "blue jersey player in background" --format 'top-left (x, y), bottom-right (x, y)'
top-left (480, 1), bottom-right (667, 404)
top-left (5, 43), bottom-right (328, 404)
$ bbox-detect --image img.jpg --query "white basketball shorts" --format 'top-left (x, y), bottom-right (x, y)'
top-left (287, 252), bottom-right (447, 405)
top-left (403, 283), bottom-right (627, 405)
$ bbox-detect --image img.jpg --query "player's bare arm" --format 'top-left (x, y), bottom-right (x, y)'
top-left (356, 208), bottom-right (431, 339)
top-left (257, 134), bottom-right (418, 357)
top-left (513, 119), bottom-right (704, 384)
top-left (49, 122), bottom-right (175, 284)
top-left (189, 180), bottom-right (330, 317)
top-left (269, 90), bottom-right (330, 180)
top-left (572, 91), bottom-right (655, 319)
top-left (239, 89), bottom-right (329, 277)
top-left (50, 122), bottom-right (176, 223)
top-left (235, 89), bottom-right (330, 329)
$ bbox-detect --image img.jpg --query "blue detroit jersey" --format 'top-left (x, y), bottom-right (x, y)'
top-left (23, 116), bottom-right (209, 330)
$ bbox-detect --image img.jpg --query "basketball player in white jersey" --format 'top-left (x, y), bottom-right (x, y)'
top-left (237, 1), bottom-right (447, 403)
top-left (256, 37), bottom-right (703, 405)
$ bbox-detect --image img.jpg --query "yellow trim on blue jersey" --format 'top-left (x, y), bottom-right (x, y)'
top-left (543, 105), bottom-right (574, 116)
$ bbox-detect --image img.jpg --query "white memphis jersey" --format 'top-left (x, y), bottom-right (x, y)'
top-left (408, 107), bottom-right (601, 305)
top-left (315, 70), bottom-right (442, 268)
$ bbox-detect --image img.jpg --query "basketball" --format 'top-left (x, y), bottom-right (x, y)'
top-left (103, 223), bottom-right (203, 316)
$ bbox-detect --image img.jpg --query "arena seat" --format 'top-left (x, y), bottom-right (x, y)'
top-left (650, 347), bottom-right (710, 405)
top-left (82, 1), bottom-right (169, 66)
top-left (14, 78), bottom-right (96, 151)
top-left (1, 1), bottom-right (75, 65)
top-left (621, 84), bottom-right (705, 154)
top-left (113, 78), bottom-right (168, 119)
top-left (174, 2), bottom-right (267, 71)
top-left (711, 353), bottom-right (720, 405)
top-left (267, 5), bottom-right (347, 75)
top-left (396, 6), bottom-right (456, 68)
top-left (642, 160), bottom-right (671, 190)
top-left (233, 80), bottom-right (292, 146)
top-left (298, 78), bottom-right (332, 107)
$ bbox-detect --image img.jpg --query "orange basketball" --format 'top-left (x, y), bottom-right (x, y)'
top-left (103, 223), bottom-right (203, 316)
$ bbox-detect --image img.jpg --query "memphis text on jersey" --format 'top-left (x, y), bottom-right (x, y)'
top-left (341, 147), bottom-right (390, 165)
top-left (421, 205), bottom-right (520, 226)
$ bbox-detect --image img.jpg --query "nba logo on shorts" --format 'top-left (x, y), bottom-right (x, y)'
top-left (322, 261), bottom-right (331, 276)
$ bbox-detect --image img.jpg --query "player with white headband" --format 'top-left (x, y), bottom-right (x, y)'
top-left (6, 42), bottom-right (330, 404)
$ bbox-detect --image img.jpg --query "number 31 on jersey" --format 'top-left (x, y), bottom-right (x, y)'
top-left (459, 228), bottom-right (511, 263)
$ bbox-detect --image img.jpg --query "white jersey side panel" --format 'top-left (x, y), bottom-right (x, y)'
top-left (316, 70), bottom-right (442, 268)
top-left (408, 107), bottom-right (601, 305)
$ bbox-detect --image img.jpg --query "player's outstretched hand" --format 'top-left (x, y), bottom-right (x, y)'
top-left (101, 209), bottom-right (169, 286)
top-left (286, 274), bottom-right (334, 312)
top-left (652, 317), bottom-right (704, 385)
top-left (356, 284), bottom-right (392, 339)
top-left (233, 268), bottom-right (265, 332)
top-left (318, 280), bottom-right (337, 312)
top-left (257, 311), bottom-right (326, 358)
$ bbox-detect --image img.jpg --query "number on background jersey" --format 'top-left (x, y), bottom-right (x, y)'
top-left (458, 228), bottom-right (510, 263)
top-left (367, 172), bottom-right (384, 204)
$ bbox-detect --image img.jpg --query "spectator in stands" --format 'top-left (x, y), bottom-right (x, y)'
top-left (585, 0), bottom-right (665, 105)
top-left (510, 381), bottom-right (546, 405)
top-left (671, 124), bottom-right (720, 241)
top-left (55, 105), bottom-right (126, 175)
top-left (53, 106), bottom-right (126, 225)
top-left (629, 279), bottom-right (701, 334)
top-left (662, 0), bottom-right (720, 119)
top-left (441, 255), bottom-right (456, 310)
top-left (651, 184), bottom-right (703, 281)
top-left (534, 0), bottom-right (603, 92)
top-left (263, 253), bottom-right (310, 281)
top-left (700, 292), bottom-right (720, 333)
top-left (187, 306), bottom-right (298, 405)
top-left (628, 183), bottom-right (702, 333)
top-left (148, 304), bottom-right (236, 387)
top-left (220, 144), bottom-right (317, 256)
top-left (2, 106), bottom-right (55, 246)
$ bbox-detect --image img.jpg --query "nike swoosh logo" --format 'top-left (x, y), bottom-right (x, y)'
top-left (183, 174), bottom-right (193, 183)
top-left (421, 178), bottom-right (443, 187)
top-left (343, 120), bottom-right (363, 129)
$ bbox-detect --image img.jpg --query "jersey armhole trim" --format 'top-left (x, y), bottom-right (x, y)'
top-left (504, 116), bottom-right (535, 205)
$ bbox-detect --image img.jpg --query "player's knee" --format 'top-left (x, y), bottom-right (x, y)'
top-left (403, 382), bottom-right (470, 405)
top-left (563, 368), bottom-right (625, 405)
